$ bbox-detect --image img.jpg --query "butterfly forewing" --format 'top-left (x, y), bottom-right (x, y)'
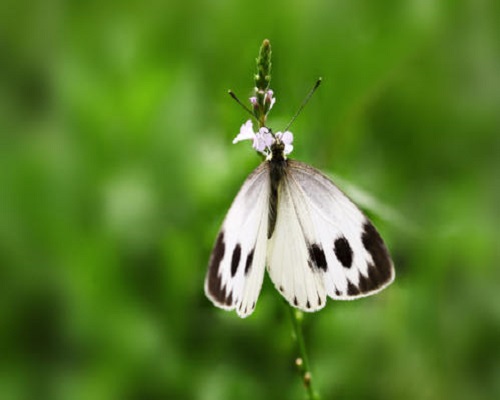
top-left (205, 163), bottom-right (270, 317)
top-left (266, 160), bottom-right (394, 311)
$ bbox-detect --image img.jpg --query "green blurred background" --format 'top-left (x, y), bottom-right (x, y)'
top-left (1, 1), bottom-right (499, 399)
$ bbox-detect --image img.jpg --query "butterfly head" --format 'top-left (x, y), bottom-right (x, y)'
top-left (269, 134), bottom-right (285, 161)
top-left (268, 131), bottom-right (294, 162)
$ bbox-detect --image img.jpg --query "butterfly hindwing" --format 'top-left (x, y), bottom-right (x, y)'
top-left (205, 163), bottom-right (270, 317)
top-left (266, 160), bottom-right (394, 311)
top-left (266, 173), bottom-right (328, 311)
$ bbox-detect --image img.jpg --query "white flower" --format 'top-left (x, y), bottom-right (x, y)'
top-left (253, 127), bottom-right (275, 153)
top-left (275, 131), bottom-right (294, 155)
top-left (233, 120), bottom-right (255, 144)
top-left (232, 120), bottom-right (275, 156)
top-left (232, 114), bottom-right (293, 157)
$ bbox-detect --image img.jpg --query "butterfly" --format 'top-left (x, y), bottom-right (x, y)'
top-left (205, 93), bottom-right (395, 318)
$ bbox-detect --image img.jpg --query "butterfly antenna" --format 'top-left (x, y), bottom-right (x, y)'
top-left (284, 77), bottom-right (322, 131)
top-left (228, 90), bottom-right (259, 124)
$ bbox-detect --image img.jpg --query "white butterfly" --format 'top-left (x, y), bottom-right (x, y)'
top-left (205, 118), bottom-right (395, 318)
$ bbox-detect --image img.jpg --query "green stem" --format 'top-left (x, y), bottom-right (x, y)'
top-left (288, 306), bottom-right (321, 400)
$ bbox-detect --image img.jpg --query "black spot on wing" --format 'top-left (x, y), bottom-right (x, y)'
top-left (209, 232), bottom-right (225, 273)
top-left (358, 262), bottom-right (392, 293)
top-left (244, 248), bottom-right (254, 275)
top-left (306, 300), bottom-right (311, 309)
top-left (347, 281), bottom-right (360, 296)
top-left (207, 232), bottom-right (233, 306)
top-left (361, 220), bottom-right (393, 285)
top-left (230, 244), bottom-right (241, 277)
top-left (308, 244), bottom-right (328, 272)
top-left (334, 237), bottom-right (353, 268)
top-left (224, 291), bottom-right (233, 306)
top-left (293, 297), bottom-right (298, 306)
top-left (358, 271), bottom-right (370, 293)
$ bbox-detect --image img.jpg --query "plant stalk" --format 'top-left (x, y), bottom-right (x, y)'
top-left (288, 307), bottom-right (321, 400)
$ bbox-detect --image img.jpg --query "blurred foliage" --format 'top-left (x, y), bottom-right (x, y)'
top-left (1, 0), bottom-right (499, 399)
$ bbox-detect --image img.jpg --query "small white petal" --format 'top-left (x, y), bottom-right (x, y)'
top-left (259, 128), bottom-right (275, 147)
top-left (269, 97), bottom-right (276, 110)
top-left (253, 128), bottom-right (275, 154)
top-left (281, 131), bottom-right (293, 145)
top-left (233, 120), bottom-right (255, 144)
top-left (252, 136), bottom-right (266, 153)
top-left (284, 143), bottom-right (294, 155)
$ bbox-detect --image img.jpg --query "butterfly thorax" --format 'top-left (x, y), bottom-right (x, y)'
top-left (268, 139), bottom-right (287, 239)
top-left (269, 137), bottom-right (286, 161)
